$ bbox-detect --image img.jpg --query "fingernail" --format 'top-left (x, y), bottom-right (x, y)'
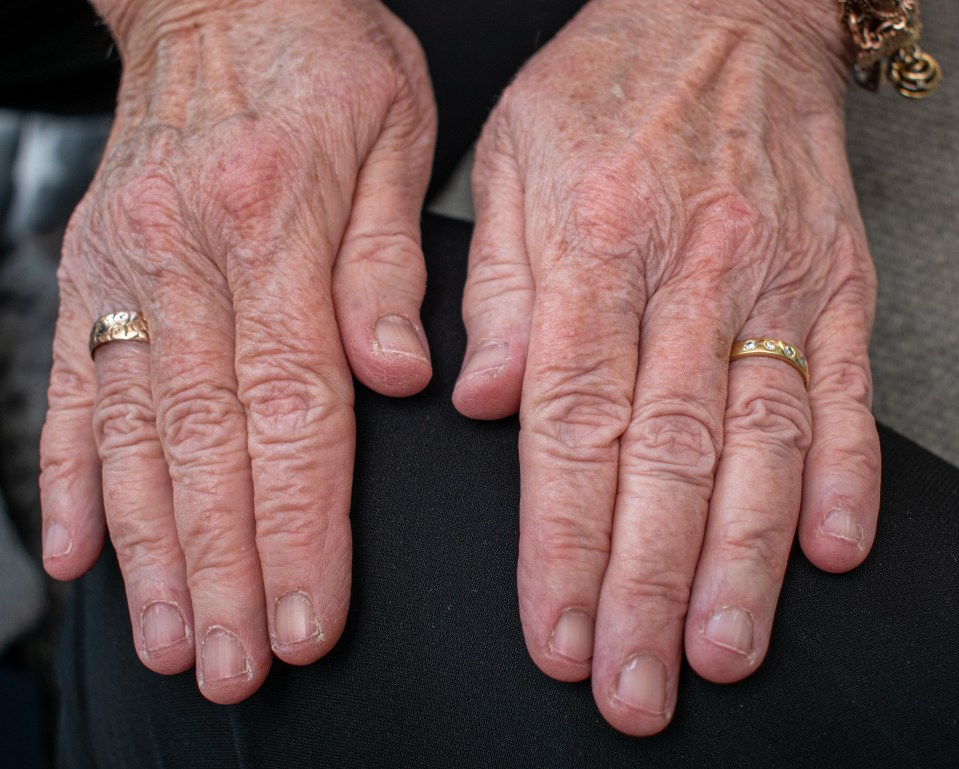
top-left (703, 606), bottom-right (754, 656)
top-left (615, 655), bottom-right (668, 716)
top-left (549, 609), bottom-right (594, 662)
top-left (43, 522), bottom-right (72, 558)
top-left (141, 601), bottom-right (188, 652)
top-left (200, 627), bottom-right (249, 684)
top-left (274, 591), bottom-right (321, 647)
top-left (821, 509), bottom-right (864, 548)
top-left (459, 340), bottom-right (508, 380)
top-left (374, 315), bottom-right (428, 361)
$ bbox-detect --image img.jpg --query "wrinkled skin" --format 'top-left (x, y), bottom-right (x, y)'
top-left (453, 0), bottom-right (880, 735)
top-left (40, 0), bottom-right (436, 704)
top-left (40, 0), bottom-right (881, 734)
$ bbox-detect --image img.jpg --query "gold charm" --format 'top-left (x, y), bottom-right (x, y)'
top-left (839, 0), bottom-right (941, 98)
top-left (889, 48), bottom-right (942, 98)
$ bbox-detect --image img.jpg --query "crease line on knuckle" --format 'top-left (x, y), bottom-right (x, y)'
top-left (724, 389), bottom-right (811, 455)
top-left (620, 405), bottom-right (721, 487)
top-left (156, 383), bottom-right (248, 472)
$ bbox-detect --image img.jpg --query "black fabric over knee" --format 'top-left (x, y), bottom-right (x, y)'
top-left (57, 215), bottom-right (959, 769)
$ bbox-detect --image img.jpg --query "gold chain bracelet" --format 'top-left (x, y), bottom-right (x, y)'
top-left (839, 0), bottom-right (942, 98)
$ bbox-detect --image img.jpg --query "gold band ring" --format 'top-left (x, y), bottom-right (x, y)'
top-left (729, 338), bottom-right (809, 389)
top-left (89, 311), bottom-right (151, 358)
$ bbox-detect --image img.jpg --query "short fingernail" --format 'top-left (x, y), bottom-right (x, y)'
top-left (200, 627), bottom-right (250, 685)
top-left (459, 340), bottom-right (508, 381)
top-left (703, 606), bottom-right (754, 656)
top-left (274, 591), bottom-right (321, 647)
top-left (549, 609), bottom-right (594, 662)
top-left (142, 601), bottom-right (188, 653)
top-left (821, 509), bottom-right (864, 548)
top-left (43, 522), bottom-right (72, 558)
top-left (374, 315), bottom-right (428, 362)
top-left (615, 655), bottom-right (668, 716)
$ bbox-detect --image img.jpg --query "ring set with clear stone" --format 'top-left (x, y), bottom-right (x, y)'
top-left (730, 337), bottom-right (810, 388)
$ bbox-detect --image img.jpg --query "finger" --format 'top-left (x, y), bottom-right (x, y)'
top-left (225, 163), bottom-right (356, 670)
top-left (93, 337), bottom-right (194, 675)
top-left (591, 286), bottom-right (736, 736)
top-left (147, 281), bottom-right (271, 704)
top-left (684, 328), bottom-right (811, 685)
top-left (39, 273), bottom-right (105, 580)
top-left (798, 276), bottom-right (880, 572)
top-left (333, 83), bottom-right (436, 397)
top-left (453, 118), bottom-right (534, 420)
top-left (590, 207), bottom-right (758, 735)
top-left (516, 212), bottom-right (646, 684)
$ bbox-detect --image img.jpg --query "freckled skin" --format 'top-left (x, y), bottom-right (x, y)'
top-left (456, 0), bottom-right (881, 736)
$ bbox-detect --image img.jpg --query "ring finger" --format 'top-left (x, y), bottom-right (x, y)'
top-left (684, 323), bottom-right (812, 683)
top-left (91, 310), bottom-right (195, 675)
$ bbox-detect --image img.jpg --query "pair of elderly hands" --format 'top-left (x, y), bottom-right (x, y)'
top-left (39, 0), bottom-right (880, 736)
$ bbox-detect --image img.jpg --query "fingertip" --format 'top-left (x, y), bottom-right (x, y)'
top-left (452, 338), bottom-right (524, 420)
top-left (197, 626), bottom-right (272, 706)
top-left (799, 506), bottom-right (874, 574)
top-left (270, 588), bottom-right (348, 667)
top-left (684, 608), bottom-right (766, 685)
top-left (347, 313), bottom-right (433, 397)
top-left (593, 658), bottom-right (675, 737)
top-left (528, 607), bottom-right (594, 683)
top-left (42, 515), bottom-right (105, 581)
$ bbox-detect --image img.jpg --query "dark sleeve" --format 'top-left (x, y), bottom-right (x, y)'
top-left (0, 0), bottom-right (120, 114)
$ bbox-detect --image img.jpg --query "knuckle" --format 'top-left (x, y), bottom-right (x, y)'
top-left (524, 370), bottom-right (632, 456)
top-left (714, 516), bottom-right (792, 569)
top-left (107, 511), bottom-right (180, 568)
top-left (340, 231), bottom-right (427, 298)
top-left (208, 128), bottom-right (290, 230)
top-left (813, 359), bottom-right (872, 408)
top-left (622, 404), bottom-right (721, 488)
top-left (526, 508), bottom-right (612, 566)
top-left (185, 551), bottom-right (254, 596)
top-left (253, 508), bottom-right (327, 563)
top-left (241, 374), bottom-right (353, 452)
top-left (562, 155), bottom-right (659, 263)
top-left (112, 165), bottom-right (183, 250)
top-left (686, 188), bottom-right (769, 271)
top-left (725, 387), bottom-right (811, 455)
top-left (94, 383), bottom-right (157, 457)
top-left (608, 563), bottom-right (691, 617)
top-left (157, 381), bottom-right (246, 474)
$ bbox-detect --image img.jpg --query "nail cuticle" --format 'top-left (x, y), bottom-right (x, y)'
top-left (140, 600), bottom-right (190, 655)
top-left (272, 589), bottom-right (323, 649)
top-left (200, 625), bottom-right (252, 686)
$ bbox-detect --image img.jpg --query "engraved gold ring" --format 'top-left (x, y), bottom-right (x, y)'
top-left (89, 311), bottom-right (151, 358)
top-left (729, 338), bottom-right (809, 389)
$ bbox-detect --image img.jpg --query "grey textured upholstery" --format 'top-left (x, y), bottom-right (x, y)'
top-left (848, 0), bottom-right (959, 466)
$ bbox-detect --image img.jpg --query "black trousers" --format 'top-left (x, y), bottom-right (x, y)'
top-left (57, 214), bottom-right (959, 769)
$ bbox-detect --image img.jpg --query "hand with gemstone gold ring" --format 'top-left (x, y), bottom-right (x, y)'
top-left (39, 0), bottom-right (436, 704)
top-left (454, 0), bottom-right (880, 735)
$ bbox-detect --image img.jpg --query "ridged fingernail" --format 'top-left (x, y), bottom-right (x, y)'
top-left (43, 522), bottom-right (72, 558)
top-left (615, 655), bottom-right (668, 716)
top-left (549, 609), bottom-right (594, 662)
top-left (200, 627), bottom-right (249, 684)
top-left (142, 601), bottom-right (187, 652)
top-left (821, 509), bottom-right (864, 547)
top-left (703, 606), bottom-right (754, 655)
top-left (274, 591), bottom-right (320, 647)
top-left (374, 315), bottom-right (428, 361)
top-left (460, 340), bottom-right (508, 380)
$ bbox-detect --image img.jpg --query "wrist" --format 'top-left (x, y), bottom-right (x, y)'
top-left (89, 0), bottom-right (243, 57)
